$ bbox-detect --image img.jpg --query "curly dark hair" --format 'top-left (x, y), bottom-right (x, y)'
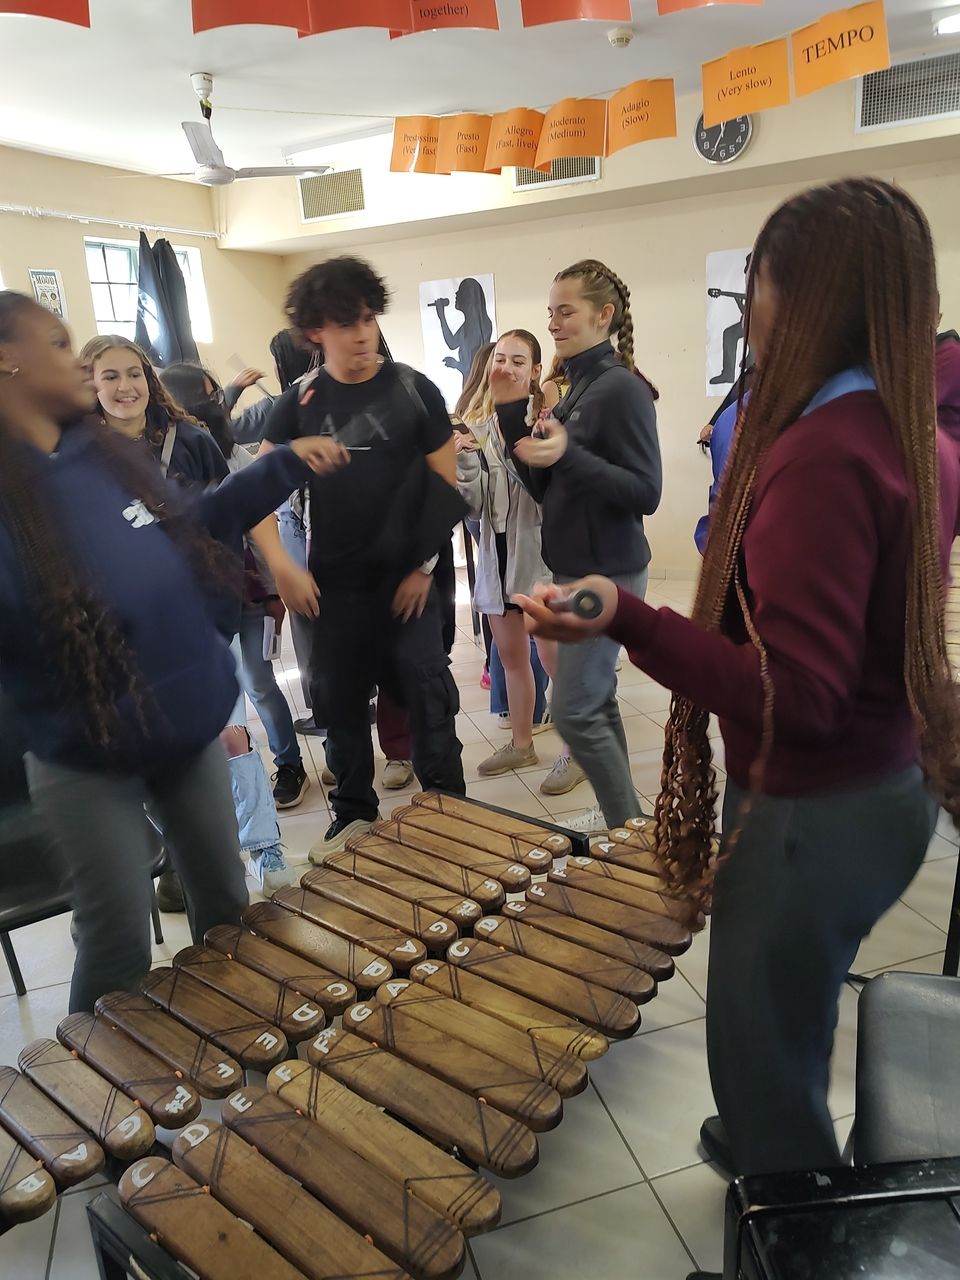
top-left (284, 256), bottom-right (390, 334)
top-left (0, 293), bottom-right (240, 754)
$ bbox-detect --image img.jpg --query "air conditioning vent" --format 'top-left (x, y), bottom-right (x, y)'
top-left (513, 156), bottom-right (601, 191)
top-left (298, 169), bottom-right (365, 222)
top-left (857, 51), bottom-right (960, 132)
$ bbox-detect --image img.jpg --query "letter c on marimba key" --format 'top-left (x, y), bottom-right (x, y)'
top-left (180, 1122), bottom-right (210, 1149)
top-left (448, 940), bottom-right (472, 958)
top-left (130, 1160), bottom-right (156, 1189)
top-left (327, 982), bottom-right (350, 997)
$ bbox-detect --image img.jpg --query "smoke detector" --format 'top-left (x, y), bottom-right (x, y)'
top-left (607, 26), bottom-right (634, 48)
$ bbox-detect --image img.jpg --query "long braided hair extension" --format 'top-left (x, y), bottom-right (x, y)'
top-left (655, 178), bottom-right (960, 911)
top-left (0, 294), bottom-right (239, 753)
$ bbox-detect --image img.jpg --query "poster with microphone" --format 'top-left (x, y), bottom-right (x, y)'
top-left (419, 274), bottom-right (498, 410)
top-left (705, 249), bottom-right (751, 397)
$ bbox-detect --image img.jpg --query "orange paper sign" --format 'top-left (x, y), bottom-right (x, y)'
top-left (391, 116), bottom-right (441, 173)
top-left (520, 0), bottom-right (630, 27)
top-left (304, 0), bottom-right (410, 30)
top-left (607, 79), bottom-right (677, 155)
top-left (437, 115), bottom-right (494, 173)
top-left (658, 0), bottom-right (762, 13)
top-left (534, 98), bottom-right (607, 171)
top-left (484, 109), bottom-right (545, 170)
top-left (792, 1), bottom-right (889, 97)
top-left (0, 0), bottom-right (89, 20)
top-left (405, 0), bottom-right (499, 30)
top-left (701, 38), bottom-right (790, 128)
top-left (192, 0), bottom-right (308, 30)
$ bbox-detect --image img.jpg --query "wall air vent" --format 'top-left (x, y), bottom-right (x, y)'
top-left (513, 156), bottom-right (601, 191)
top-left (857, 51), bottom-right (960, 132)
top-left (298, 169), bottom-right (365, 222)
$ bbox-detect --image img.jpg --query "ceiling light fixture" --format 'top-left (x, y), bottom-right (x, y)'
top-left (934, 8), bottom-right (960, 35)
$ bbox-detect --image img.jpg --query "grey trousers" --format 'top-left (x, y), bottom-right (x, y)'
top-left (707, 768), bottom-right (936, 1177)
top-left (26, 742), bottom-right (249, 1014)
top-left (552, 569), bottom-right (648, 827)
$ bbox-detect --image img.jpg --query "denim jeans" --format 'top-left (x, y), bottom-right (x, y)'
top-left (708, 769), bottom-right (936, 1176)
top-left (26, 742), bottom-right (248, 1013)
top-left (238, 607), bottom-right (300, 770)
top-left (489, 637), bottom-right (549, 722)
top-left (278, 501), bottom-right (314, 713)
top-left (551, 569), bottom-right (648, 827)
top-left (227, 636), bottom-right (283, 857)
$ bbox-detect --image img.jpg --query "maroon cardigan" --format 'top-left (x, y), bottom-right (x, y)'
top-left (608, 392), bottom-right (960, 795)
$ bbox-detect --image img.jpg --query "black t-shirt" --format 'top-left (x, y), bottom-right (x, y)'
top-left (263, 362), bottom-right (452, 577)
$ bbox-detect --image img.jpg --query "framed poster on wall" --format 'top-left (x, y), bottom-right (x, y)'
top-left (705, 249), bottom-right (751, 397)
top-left (29, 268), bottom-right (67, 320)
top-left (419, 273), bottom-right (497, 409)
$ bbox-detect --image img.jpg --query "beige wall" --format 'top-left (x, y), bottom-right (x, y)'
top-left (0, 146), bottom-right (287, 390)
top-left (283, 157), bottom-right (960, 578)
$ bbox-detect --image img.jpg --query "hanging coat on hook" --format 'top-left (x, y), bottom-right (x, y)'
top-left (134, 232), bottom-right (199, 367)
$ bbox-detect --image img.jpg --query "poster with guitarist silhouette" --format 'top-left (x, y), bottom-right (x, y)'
top-left (705, 249), bottom-right (752, 396)
top-left (420, 273), bottom-right (497, 409)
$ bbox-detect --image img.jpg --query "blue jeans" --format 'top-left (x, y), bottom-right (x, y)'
top-left (278, 501), bottom-right (314, 713)
top-left (227, 636), bottom-right (283, 857)
top-left (490, 638), bottom-right (549, 722)
top-left (238, 607), bottom-right (300, 769)
top-left (552, 569), bottom-right (648, 827)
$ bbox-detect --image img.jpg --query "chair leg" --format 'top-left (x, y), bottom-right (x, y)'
top-left (0, 930), bottom-right (27, 998)
top-left (150, 883), bottom-right (164, 946)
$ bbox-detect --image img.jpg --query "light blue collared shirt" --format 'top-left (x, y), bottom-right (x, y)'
top-left (802, 367), bottom-right (876, 417)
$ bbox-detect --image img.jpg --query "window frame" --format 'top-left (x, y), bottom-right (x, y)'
top-left (82, 236), bottom-right (212, 345)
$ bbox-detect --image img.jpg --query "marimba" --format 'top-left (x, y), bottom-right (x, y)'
top-left (0, 797), bottom-right (692, 1280)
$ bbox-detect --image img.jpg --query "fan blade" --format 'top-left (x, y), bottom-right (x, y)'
top-left (233, 165), bottom-right (331, 179)
top-left (181, 120), bottom-right (225, 169)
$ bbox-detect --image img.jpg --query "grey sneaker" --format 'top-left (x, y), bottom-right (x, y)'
top-left (382, 759), bottom-right (415, 790)
top-left (478, 741), bottom-right (538, 777)
top-left (247, 845), bottom-right (296, 895)
top-left (309, 817), bottom-right (378, 863)
top-left (499, 712), bottom-right (552, 734)
top-left (561, 804), bottom-right (607, 835)
top-left (540, 755), bottom-right (587, 796)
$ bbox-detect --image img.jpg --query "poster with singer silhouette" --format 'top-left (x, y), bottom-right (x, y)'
top-left (705, 249), bottom-right (752, 397)
top-left (420, 274), bottom-right (497, 409)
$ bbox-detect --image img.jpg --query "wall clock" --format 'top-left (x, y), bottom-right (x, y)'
top-left (694, 114), bottom-right (753, 165)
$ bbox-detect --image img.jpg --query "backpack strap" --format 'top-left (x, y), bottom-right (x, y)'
top-left (159, 425), bottom-right (177, 478)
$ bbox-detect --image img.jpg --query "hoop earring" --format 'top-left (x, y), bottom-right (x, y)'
top-left (0, 367), bottom-right (20, 379)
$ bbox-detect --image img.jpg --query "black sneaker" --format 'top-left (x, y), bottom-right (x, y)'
top-left (293, 715), bottom-right (325, 737)
top-left (273, 763), bottom-right (310, 810)
top-left (309, 816), bottom-right (377, 863)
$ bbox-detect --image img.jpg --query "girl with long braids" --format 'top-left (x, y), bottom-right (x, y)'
top-left (0, 292), bottom-right (345, 1012)
top-left (519, 180), bottom-right (960, 1268)
top-left (498, 259), bottom-right (662, 830)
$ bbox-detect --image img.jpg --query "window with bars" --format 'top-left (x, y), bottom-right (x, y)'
top-left (83, 239), bottom-right (212, 344)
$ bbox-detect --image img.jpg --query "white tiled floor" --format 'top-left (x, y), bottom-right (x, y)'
top-left (0, 576), bottom-right (953, 1278)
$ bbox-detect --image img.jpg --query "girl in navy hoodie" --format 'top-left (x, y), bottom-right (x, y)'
top-left (518, 183), bottom-right (960, 1278)
top-left (0, 292), bottom-right (344, 1012)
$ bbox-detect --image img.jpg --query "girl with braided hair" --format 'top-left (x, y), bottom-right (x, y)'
top-left (518, 181), bottom-right (960, 1250)
top-left (0, 292), bottom-right (346, 1013)
top-left (497, 258), bottom-right (662, 830)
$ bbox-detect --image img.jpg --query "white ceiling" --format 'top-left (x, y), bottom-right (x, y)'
top-left (0, 0), bottom-right (952, 177)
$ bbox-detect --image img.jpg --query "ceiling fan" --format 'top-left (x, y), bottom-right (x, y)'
top-left (176, 73), bottom-right (330, 186)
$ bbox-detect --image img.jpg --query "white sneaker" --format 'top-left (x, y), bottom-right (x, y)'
top-left (247, 846), bottom-right (297, 895)
top-left (309, 817), bottom-right (378, 864)
top-left (560, 805), bottom-right (607, 835)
